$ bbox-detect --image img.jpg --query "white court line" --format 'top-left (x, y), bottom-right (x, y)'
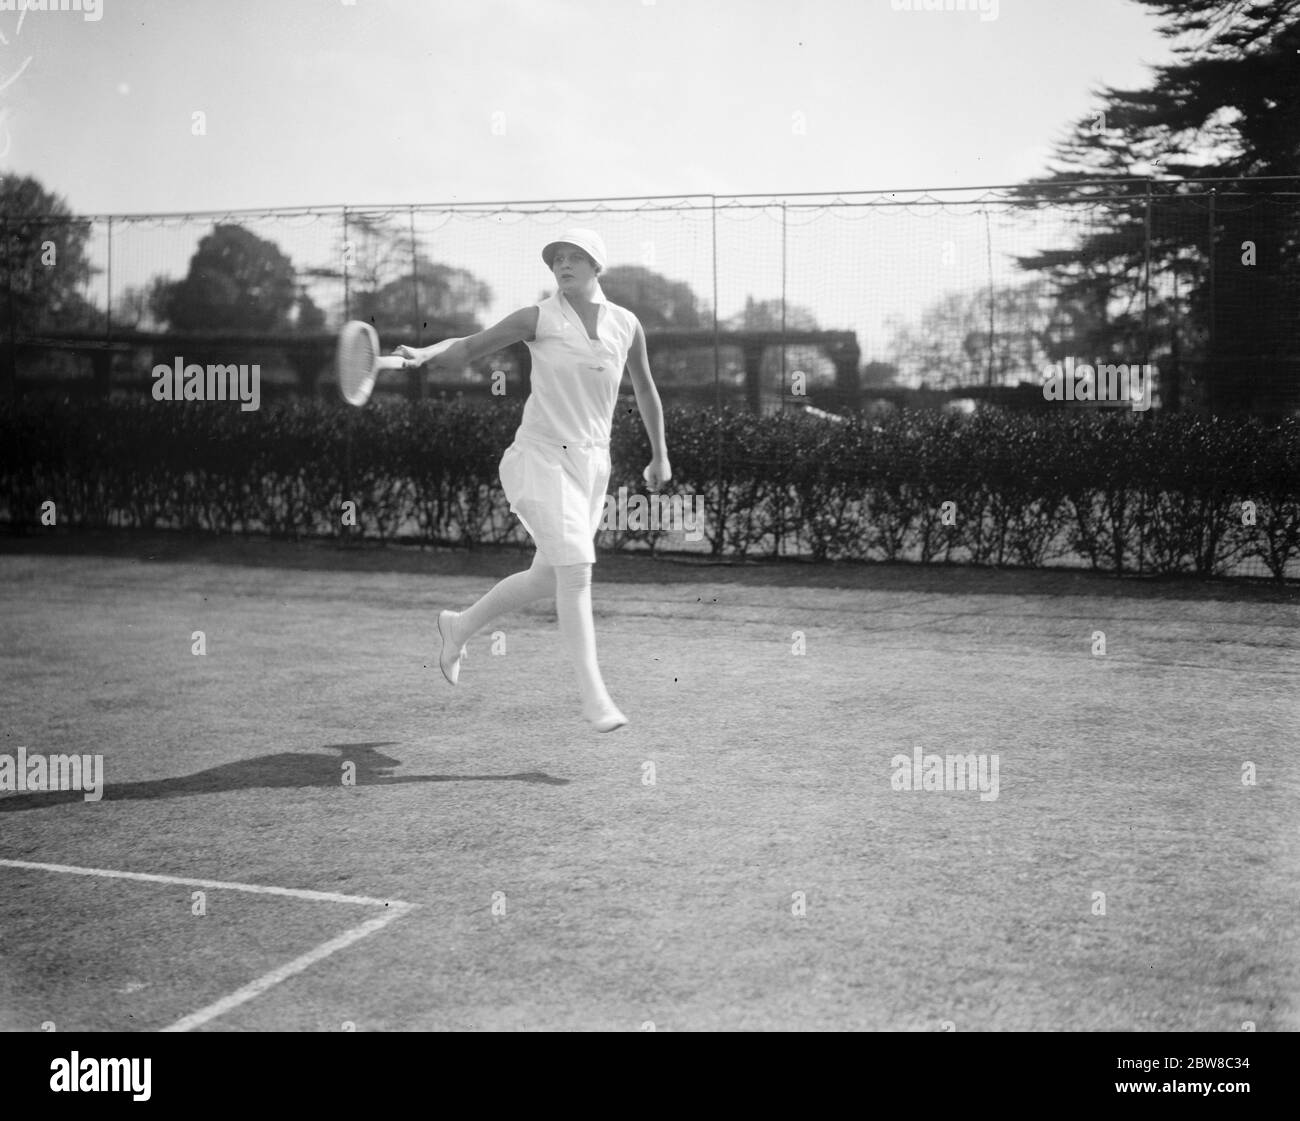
top-left (0, 858), bottom-right (403, 908)
top-left (161, 903), bottom-right (415, 1033)
top-left (0, 858), bottom-right (417, 1032)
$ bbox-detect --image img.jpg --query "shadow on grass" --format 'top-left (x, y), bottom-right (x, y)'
top-left (0, 741), bottom-right (569, 813)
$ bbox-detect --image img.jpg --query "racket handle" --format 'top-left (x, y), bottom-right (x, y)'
top-left (375, 355), bottom-right (408, 371)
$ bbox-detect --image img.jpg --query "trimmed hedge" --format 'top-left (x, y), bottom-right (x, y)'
top-left (2, 397), bottom-right (1297, 579)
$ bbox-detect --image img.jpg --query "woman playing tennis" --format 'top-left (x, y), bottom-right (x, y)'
top-left (396, 229), bottom-right (670, 732)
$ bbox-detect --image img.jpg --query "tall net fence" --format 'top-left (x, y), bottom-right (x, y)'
top-left (3, 180), bottom-right (1298, 579)
top-left (6, 179), bottom-right (1299, 413)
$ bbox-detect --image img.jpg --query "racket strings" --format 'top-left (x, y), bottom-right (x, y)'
top-left (338, 322), bottom-right (379, 400)
top-left (340, 336), bottom-right (377, 379)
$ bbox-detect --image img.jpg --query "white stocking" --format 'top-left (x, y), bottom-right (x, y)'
top-left (451, 551), bottom-right (555, 646)
top-left (554, 562), bottom-right (622, 722)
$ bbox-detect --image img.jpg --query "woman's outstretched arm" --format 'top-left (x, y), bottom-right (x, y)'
top-left (395, 306), bottom-right (539, 369)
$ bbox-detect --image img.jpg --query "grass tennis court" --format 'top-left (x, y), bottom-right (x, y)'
top-left (1, 535), bottom-right (1297, 1031)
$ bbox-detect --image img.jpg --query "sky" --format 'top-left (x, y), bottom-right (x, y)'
top-left (0, 0), bottom-right (1185, 368)
top-left (3, 0), bottom-right (1179, 213)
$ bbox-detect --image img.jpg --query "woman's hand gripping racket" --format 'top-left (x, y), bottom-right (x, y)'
top-left (336, 320), bottom-right (461, 407)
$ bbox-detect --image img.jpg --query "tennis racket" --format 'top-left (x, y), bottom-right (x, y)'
top-left (337, 321), bottom-right (407, 407)
top-left (336, 322), bottom-right (465, 406)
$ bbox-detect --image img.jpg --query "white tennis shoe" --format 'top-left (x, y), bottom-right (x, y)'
top-left (437, 611), bottom-right (465, 686)
top-left (584, 699), bottom-right (628, 733)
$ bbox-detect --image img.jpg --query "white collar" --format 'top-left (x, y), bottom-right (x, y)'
top-left (559, 282), bottom-right (607, 309)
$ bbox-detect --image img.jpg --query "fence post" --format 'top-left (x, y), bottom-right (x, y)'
top-left (342, 206), bottom-right (351, 322)
top-left (984, 206), bottom-right (995, 386)
top-left (1143, 180), bottom-right (1152, 376)
top-left (103, 215), bottom-right (113, 398)
top-left (409, 205), bottom-right (420, 344)
top-left (105, 215), bottom-right (113, 344)
top-left (3, 217), bottom-right (14, 396)
top-left (711, 195), bottom-right (720, 413)
top-left (711, 195), bottom-right (722, 544)
top-left (743, 339), bottom-right (764, 414)
top-left (409, 204), bottom-right (422, 401)
top-left (780, 200), bottom-right (787, 410)
top-left (1168, 230), bottom-right (1182, 413)
top-left (1207, 187), bottom-right (1216, 373)
top-left (341, 206), bottom-right (353, 535)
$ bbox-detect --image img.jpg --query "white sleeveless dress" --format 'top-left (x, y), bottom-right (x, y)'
top-left (499, 285), bottom-right (638, 565)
